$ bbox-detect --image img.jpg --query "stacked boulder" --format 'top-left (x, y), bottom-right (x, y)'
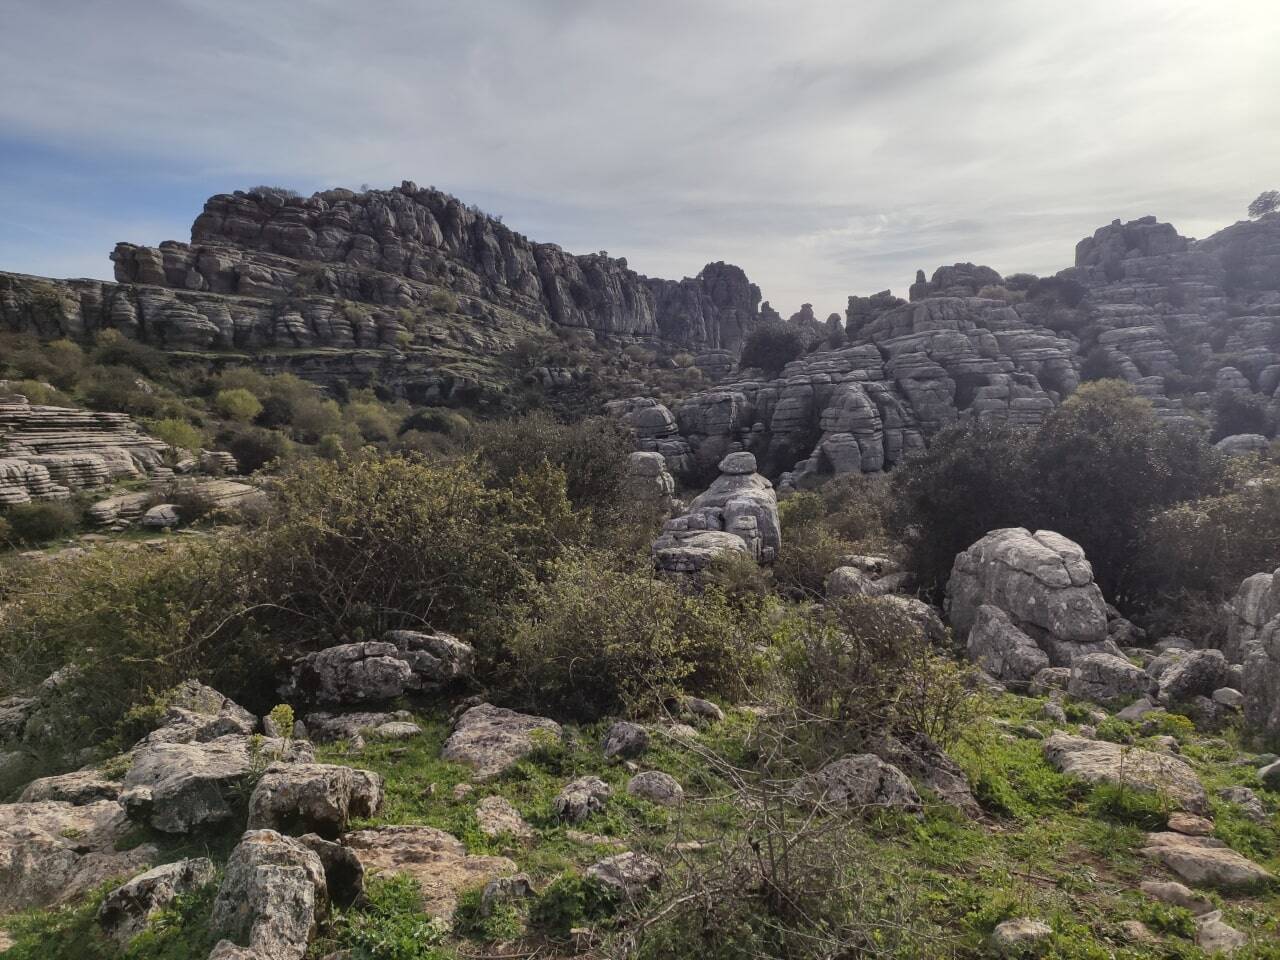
top-left (948, 528), bottom-right (1122, 687)
top-left (652, 452), bottom-right (780, 573)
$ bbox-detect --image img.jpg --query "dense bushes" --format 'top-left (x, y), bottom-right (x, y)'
top-left (739, 320), bottom-right (805, 376)
top-left (1, 500), bottom-right (81, 545)
top-left (505, 550), bottom-right (756, 720)
top-left (889, 381), bottom-right (1225, 602)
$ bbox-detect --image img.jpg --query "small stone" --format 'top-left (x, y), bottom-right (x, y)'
top-left (451, 783), bottom-right (475, 801)
top-left (371, 721), bottom-right (422, 740)
top-left (475, 796), bottom-right (534, 840)
top-left (554, 776), bottom-right (612, 823)
top-left (602, 721), bottom-right (649, 760)
top-left (1139, 879), bottom-right (1214, 916)
top-left (1141, 833), bottom-right (1273, 890)
top-left (480, 873), bottom-right (536, 916)
top-left (585, 852), bottom-right (662, 896)
top-left (990, 918), bottom-right (1052, 956)
top-left (1216, 786), bottom-right (1267, 823)
top-left (1258, 759), bottom-right (1280, 791)
top-left (1117, 920), bottom-right (1155, 944)
top-left (1041, 701), bottom-right (1067, 725)
top-left (681, 697), bottom-right (724, 723)
top-left (1212, 687), bottom-right (1244, 709)
top-left (1167, 812), bottom-right (1214, 837)
top-left (626, 771), bottom-right (683, 807)
top-left (1196, 914), bottom-right (1248, 955)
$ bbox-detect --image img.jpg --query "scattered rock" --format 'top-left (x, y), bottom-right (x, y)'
top-left (441, 703), bottom-right (562, 779)
top-left (344, 825), bottom-right (516, 918)
top-left (1067, 653), bottom-right (1149, 707)
top-left (874, 732), bottom-right (981, 818)
top-left (990, 917), bottom-right (1052, 956)
top-left (247, 762), bottom-right (383, 838)
top-left (1217, 786), bottom-right (1267, 823)
top-left (1117, 919), bottom-right (1156, 944)
top-left (121, 734), bottom-right (312, 833)
top-left (1041, 701), bottom-right (1067, 725)
top-left (1043, 733), bottom-right (1207, 813)
top-left (1139, 879), bottom-right (1214, 915)
top-left (1140, 832), bottom-right (1273, 889)
top-left (1258, 759), bottom-right (1280, 791)
top-left (627, 771), bottom-right (684, 807)
top-left (800, 755), bottom-right (922, 814)
top-left (1212, 687), bottom-right (1245, 709)
top-left (209, 830), bottom-right (327, 960)
top-left (554, 776), bottom-right (612, 823)
top-left (585, 852), bottom-right (663, 897)
top-left (480, 873), bottom-right (537, 916)
top-left (1116, 697), bottom-right (1158, 722)
top-left (18, 767), bottom-right (121, 804)
top-left (826, 566), bottom-right (876, 599)
top-left (1028, 667), bottom-right (1071, 695)
top-left (0, 800), bottom-right (158, 914)
top-left (371, 721), bottom-right (421, 740)
top-left (475, 796), bottom-right (534, 840)
top-left (602, 721), bottom-right (649, 760)
top-left (1157, 649), bottom-right (1231, 706)
top-left (1167, 812), bottom-right (1214, 837)
top-left (98, 857), bottom-right (216, 944)
top-left (681, 696), bottom-right (725, 724)
top-left (1196, 912), bottom-right (1249, 954)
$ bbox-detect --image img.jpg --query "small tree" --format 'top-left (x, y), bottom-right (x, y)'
top-left (215, 387), bottom-right (264, 423)
top-left (1248, 190), bottom-right (1278, 219)
top-left (740, 320), bottom-right (804, 376)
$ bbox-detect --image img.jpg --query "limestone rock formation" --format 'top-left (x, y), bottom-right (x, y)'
top-left (98, 857), bottom-right (216, 944)
top-left (281, 630), bottom-right (474, 706)
top-left (1067, 653), bottom-right (1150, 707)
top-left (798, 755), bottom-right (922, 814)
top-left (441, 703), bottom-right (562, 779)
top-left (246, 762), bottom-right (384, 838)
top-left (948, 529), bottom-right (1115, 672)
top-left (652, 452), bottom-right (780, 572)
top-left (1043, 733), bottom-right (1207, 813)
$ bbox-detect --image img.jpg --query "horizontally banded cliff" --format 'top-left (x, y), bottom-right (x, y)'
top-left (653, 213), bottom-right (1280, 484)
top-left (0, 181), bottom-right (762, 401)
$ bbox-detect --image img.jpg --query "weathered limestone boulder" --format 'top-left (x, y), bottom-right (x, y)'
top-left (1214, 433), bottom-right (1270, 457)
top-left (19, 767), bottom-right (121, 804)
top-left (1043, 733), bottom-right (1207, 813)
top-left (1217, 786), bottom-right (1268, 823)
top-left (874, 732), bottom-right (980, 818)
top-left (141, 680), bottom-right (258, 745)
top-left (966, 604), bottom-right (1050, 684)
top-left (585, 852), bottom-right (663, 897)
top-left (602, 721), bottom-right (649, 760)
top-left (554, 776), bottom-right (612, 823)
top-left (826, 565), bottom-right (876, 599)
top-left (0, 800), bottom-right (158, 914)
top-left (948, 529), bottom-right (1112, 669)
top-left (282, 630), bottom-right (474, 705)
top-left (475, 796), bottom-right (534, 840)
top-left (624, 451), bottom-right (676, 509)
top-left (209, 830), bottom-right (327, 960)
top-left (441, 703), bottom-right (562, 779)
top-left (1225, 567), bottom-right (1280, 663)
top-left (798, 755), bottom-right (921, 813)
top-left (1156, 649), bottom-right (1231, 706)
top-left (1226, 569), bottom-right (1280, 738)
top-left (653, 452), bottom-right (780, 572)
top-left (297, 833), bottom-right (364, 908)
top-left (627, 771), bottom-right (683, 806)
top-left (1067, 653), bottom-right (1150, 707)
top-left (1140, 832), bottom-right (1273, 890)
top-left (98, 857), bottom-right (216, 944)
top-left (140, 503), bottom-right (180, 528)
top-left (122, 735), bottom-right (313, 833)
top-left (343, 825), bottom-right (516, 918)
top-left (990, 918), bottom-right (1052, 957)
top-left (247, 762), bottom-right (383, 838)
top-left (302, 709), bottom-right (413, 743)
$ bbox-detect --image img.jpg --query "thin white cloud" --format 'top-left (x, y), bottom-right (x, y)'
top-left (1, 0), bottom-right (1277, 315)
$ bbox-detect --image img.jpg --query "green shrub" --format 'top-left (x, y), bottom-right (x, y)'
top-left (3, 500), bottom-right (80, 544)
top-left (529, 873), bottom-right (619, 936)
top-left (327, 875), bottom-right (450, 960)
top-left (214, 387), bottom-right (263, 422)
top-left (150, 417), bottom-right (205, 452)
top-left (772, 520), bottom-right (856, 600)
top-left (739, 320), bottom-right (804, 376)
top-left (216, 423), bottom-right (293, 473)
top-left (505, 550), bottom-right (753, 720)
top-left (1086, 781), bottom-right (1170, 829)
top-left (427, 289), bottom-right (458, 313)
top-left (90, 329), bottom-right (169, 377)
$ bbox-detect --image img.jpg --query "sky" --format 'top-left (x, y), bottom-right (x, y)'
top-left (2, 1), bottom-right (1278, 317)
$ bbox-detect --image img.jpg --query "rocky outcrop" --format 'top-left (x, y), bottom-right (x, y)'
top-left (98, 857), bottom-right (216, 944)
top-left (652, 452), bottom-right (780, 572)
top-left (281, 630), bottom-right (474, 706)
top-left (1043, 733), bottom-right (1207, 813)
top-left (246, 762), bottom-right (383, 838)
top-left (441, 703), bottom-right (562, 779)
top-left (948, 529), bottom-right (1114, 671)
top-left (797, 755), bottom-right (922, 814)
top-left (1223, 567), bottom-right (1280, 739)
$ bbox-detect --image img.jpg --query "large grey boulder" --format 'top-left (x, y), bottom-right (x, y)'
top-left (1156, 649), bottom-right (1231, 706)
top-left (19, 767), bottom-right (121, 805)
top-left (0, 800), bottom-right (158, 914)
top-left (1067, 653), bottom-right (1150, 707)
top-left (121, 734), bottom-right (312, 834)
top-left (139, 680), bottom-right (258, 746)
top-left (344, 825), bottom-right (516, 918)
top-left (282, 630), bottom-right (474, 706)
top-left (1214, 433), bottom-right (1270, 458)
top-left (1043, 733), bottom-right (1207, 813)
top-left (627, 771), bottom-right (683, 806)
top-left (247, 762), bottom-right (383, 838)
top-left (1140, 832), bottom-right (1274, 890)
top-left (1225, 567), bottom-right (1280, 663)
top-left (98, 857), bottom-right (216, 944)
top-left (602, 721), bottom-right (649, 760)
top-left (966, 604), bottom-right (1049, 684)
top-left (948, 528), bottom-right (1112, 669)
top-left (586, 852), bottom-right (663, 897)
top-left (441, 703), bottom-right (562, 779)
top-left (874, 732), bottom-right (980, 818)
top-left (209, 830), bottom-right (327, 960)
top-left (798, 755), bottom-right (922, 814)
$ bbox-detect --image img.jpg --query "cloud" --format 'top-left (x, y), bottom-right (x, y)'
top-left (2, 0), bottom-right (1277, 315)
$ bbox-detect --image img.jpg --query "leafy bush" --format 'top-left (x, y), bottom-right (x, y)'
top-left (771, 519), bottom-right (855, 600)
top-left (150, 417), bottom-right (205, 452)
top-left (216, 423), bottom-right (293, 473)
top-left (2, 500), bottom-right (80, 544)
top-left (529, 873), bottom-right (619, 936)
top-left (505, 550), bottom-right (753, 720)
top-left (739, 320), bottom-right (804, 376)
top-left (427, 289), bottom-right (458, 313)
top-left (214, 387), bottom-right (263, 422)
top-left (1086, 781), bottom-right (1170, 829)
top-left (326, 875), bottom-right (451, 960)
top-left (469, 411), bottom-right (633, 517)
top-left (90, 329), bottom-right (170, 377)
top-left (1213, 390), bottom-right (1275, 440)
